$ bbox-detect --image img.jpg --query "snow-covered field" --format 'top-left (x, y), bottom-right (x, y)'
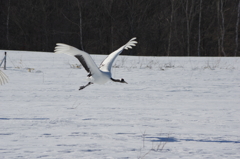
top-left (0, 50), bottom-right (240, 159)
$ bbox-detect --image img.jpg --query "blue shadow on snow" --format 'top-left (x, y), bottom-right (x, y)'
top-left (146, 137), bottom-right (240, 143)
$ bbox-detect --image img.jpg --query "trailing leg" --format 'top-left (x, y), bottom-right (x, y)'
top-left (79, 82), bottom-right (93, 90)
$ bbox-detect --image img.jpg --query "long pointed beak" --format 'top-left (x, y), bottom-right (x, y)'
top-left (125, 81), bottom-right (128, 84)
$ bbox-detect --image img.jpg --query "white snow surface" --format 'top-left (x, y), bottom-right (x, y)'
top-left (0, 50), bottom-right (240, 159)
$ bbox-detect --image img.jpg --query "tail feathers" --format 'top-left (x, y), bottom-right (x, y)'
top-left (124, 37), bottom-right (137, 50)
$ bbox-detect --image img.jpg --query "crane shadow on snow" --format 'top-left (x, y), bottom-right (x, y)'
top-left (146, 136), bottom-right (240, 143)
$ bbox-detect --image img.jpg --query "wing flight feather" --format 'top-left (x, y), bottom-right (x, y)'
top-left (0, 70), bottom-right (8, 85)
top-left (99, 37), bottom-right (137, 72)
top-left (54, 43), bottom-right (101, 75)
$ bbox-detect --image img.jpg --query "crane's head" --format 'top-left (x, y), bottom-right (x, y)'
top-left (120, 78), bottom-right (128, 84)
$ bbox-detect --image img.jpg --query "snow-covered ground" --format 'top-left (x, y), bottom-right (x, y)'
top-left (0, 50), bottom-right (240, 159)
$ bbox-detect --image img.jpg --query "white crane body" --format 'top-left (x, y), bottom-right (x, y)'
top-left (54, 37), bottom-right (137, 90)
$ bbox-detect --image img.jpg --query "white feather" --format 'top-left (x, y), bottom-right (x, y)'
top-left (99, 37), bottom-right (137, 72)
top-left (0, 70), bottom-right (8, 85)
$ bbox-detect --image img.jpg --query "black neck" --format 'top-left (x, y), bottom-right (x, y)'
top-left (111, 78), bottom-right (121, 82)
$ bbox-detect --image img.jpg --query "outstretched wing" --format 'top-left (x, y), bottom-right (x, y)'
top-left (0, 70), bottom-right (8, 85)
top-left (99, 37), bottom-right (137, 72)
top-left (54, 43), bottom-right (101, 76)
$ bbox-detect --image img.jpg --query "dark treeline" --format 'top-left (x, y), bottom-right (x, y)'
top-left (0, 0), bottom-right (239, 56)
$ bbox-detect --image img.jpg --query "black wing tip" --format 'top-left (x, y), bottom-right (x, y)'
top-left (74, 55), bottom-right (91, 74)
